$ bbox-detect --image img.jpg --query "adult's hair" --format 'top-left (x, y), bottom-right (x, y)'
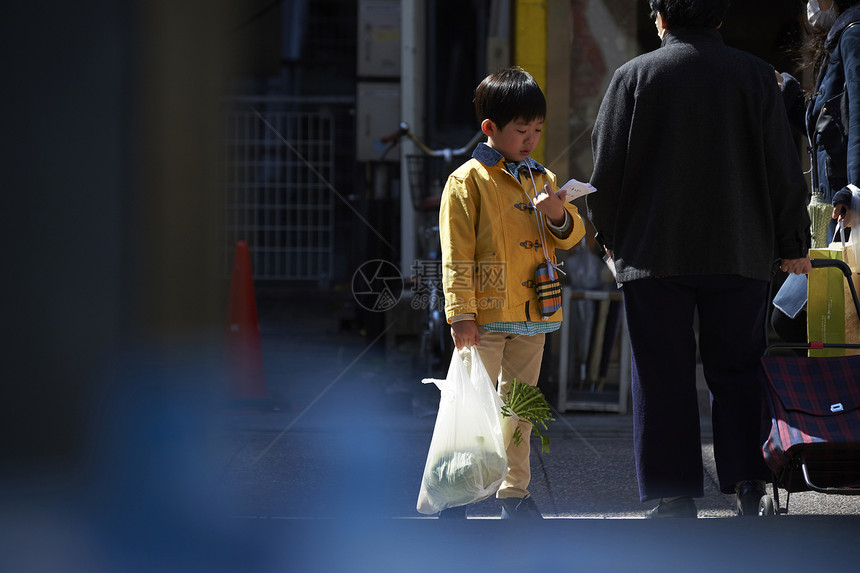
top-left (473, 66), bottom-right (546, 129)
top-left (648, 0), bottom-right (730, 29)
top-left (797, 0), bottom-right (860, 85)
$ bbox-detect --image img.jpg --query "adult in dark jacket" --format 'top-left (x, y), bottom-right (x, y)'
top-left (783, 1), bottom-right (860, 220)
top-left (773, 0), bottom-right (860, 341)
top-left (587, 0), bottom-right (811, 518)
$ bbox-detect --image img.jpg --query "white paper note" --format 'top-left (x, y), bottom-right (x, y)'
top-left (557, 178), bottom-right (597, 203)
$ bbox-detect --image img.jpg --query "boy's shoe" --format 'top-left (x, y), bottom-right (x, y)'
top-left (437, 505), bottom-right (467, 519)
top-left (735, 480), bottom-right (766, 517)
top-left (644, 497), bottom-right (697, 518)
top-left (500, 496), bottom-right (543, 519)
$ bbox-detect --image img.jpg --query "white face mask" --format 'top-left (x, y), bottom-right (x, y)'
top-left (808, 0), bottom-right (838, 31)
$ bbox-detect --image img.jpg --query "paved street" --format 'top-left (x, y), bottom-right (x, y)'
top-left (219, 291), bottom-right (860, 519)
top-left (206, 291), bottom-right (860, 570)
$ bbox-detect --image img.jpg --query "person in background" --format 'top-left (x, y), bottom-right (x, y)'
top-left (772, 0), bottom-right (860, 343)
top-left (439, 66), bottom-right (585, 519)
top-left (587, 0), bottom-right (811, 518)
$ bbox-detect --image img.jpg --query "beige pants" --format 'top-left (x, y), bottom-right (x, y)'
top-left (474, 327), bottom-right (546, 499)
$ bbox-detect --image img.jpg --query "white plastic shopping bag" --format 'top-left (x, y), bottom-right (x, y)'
top-left (416, 347), bottom-right (509, 514)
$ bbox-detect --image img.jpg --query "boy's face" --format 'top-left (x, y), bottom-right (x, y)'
top-left (482, 116), bottom-right (544, 163)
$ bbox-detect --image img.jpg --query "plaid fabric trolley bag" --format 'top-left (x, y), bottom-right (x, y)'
top-left (759, 259), bottom-right (860, 515)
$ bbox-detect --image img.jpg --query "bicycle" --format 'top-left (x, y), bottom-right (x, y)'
top-left (380, 123), bottom-right (483, 375)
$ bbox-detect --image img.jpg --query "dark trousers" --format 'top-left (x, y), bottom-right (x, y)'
top-left (623, 275), bottom-right (771, 501)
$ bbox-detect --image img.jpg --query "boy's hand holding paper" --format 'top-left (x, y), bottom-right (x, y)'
top-left (534, 182), bottom-right (567, 226)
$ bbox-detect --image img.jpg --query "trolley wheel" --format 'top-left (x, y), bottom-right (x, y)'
top-left (758, 495), bottom-right (775, 516)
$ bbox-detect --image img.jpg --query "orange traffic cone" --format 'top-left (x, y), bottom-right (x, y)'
top-left (225, 241), bottom-right (269, 403)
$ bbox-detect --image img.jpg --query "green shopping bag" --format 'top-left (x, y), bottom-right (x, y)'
top-left (807, 246), bottom-right (860, 357)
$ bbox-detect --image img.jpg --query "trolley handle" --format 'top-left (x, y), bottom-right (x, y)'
top-left (810, 257), bottom-right (852, 275)
top-left (775, 258), bottom-right (852, 276)
top-left (764, 257), bottom-right (860, 355)
top-left (810, 258), bottom-right (860, 319)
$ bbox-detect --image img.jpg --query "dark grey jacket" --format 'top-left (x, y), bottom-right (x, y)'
top-left (587, 28), bottom-right (810, 283)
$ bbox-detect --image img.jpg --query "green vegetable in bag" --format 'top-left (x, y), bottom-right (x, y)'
top-left (416, 347), bottom-right (509, 513)
top-left (422, 448), bottom-right (507, 508)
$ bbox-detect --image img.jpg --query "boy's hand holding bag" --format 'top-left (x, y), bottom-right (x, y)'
top-left (416, 347), bottom-right (516, 514)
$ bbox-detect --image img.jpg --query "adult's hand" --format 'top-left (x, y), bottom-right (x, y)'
top-left (833, 203), bottom-right (855, 228)
top-left (780, 257), bottom-right (812, 275)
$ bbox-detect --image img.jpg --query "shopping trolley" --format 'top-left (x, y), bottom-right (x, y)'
top-left (759, 258), bottom-right (860, 515)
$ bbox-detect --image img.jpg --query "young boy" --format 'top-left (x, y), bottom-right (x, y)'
top-left (439, 66), bottom-right (585, 518)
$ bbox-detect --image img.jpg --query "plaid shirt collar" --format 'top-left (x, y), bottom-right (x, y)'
top-left (472, 142), bottom-right (547, 179)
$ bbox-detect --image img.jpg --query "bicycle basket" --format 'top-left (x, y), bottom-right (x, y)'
top-left (407, 155), bottom-right (453, 212)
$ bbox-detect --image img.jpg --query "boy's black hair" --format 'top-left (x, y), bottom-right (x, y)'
top-left (648, 0), bottom-right (730, 29)
top-left (473, 66), bottom-right (546, 129)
